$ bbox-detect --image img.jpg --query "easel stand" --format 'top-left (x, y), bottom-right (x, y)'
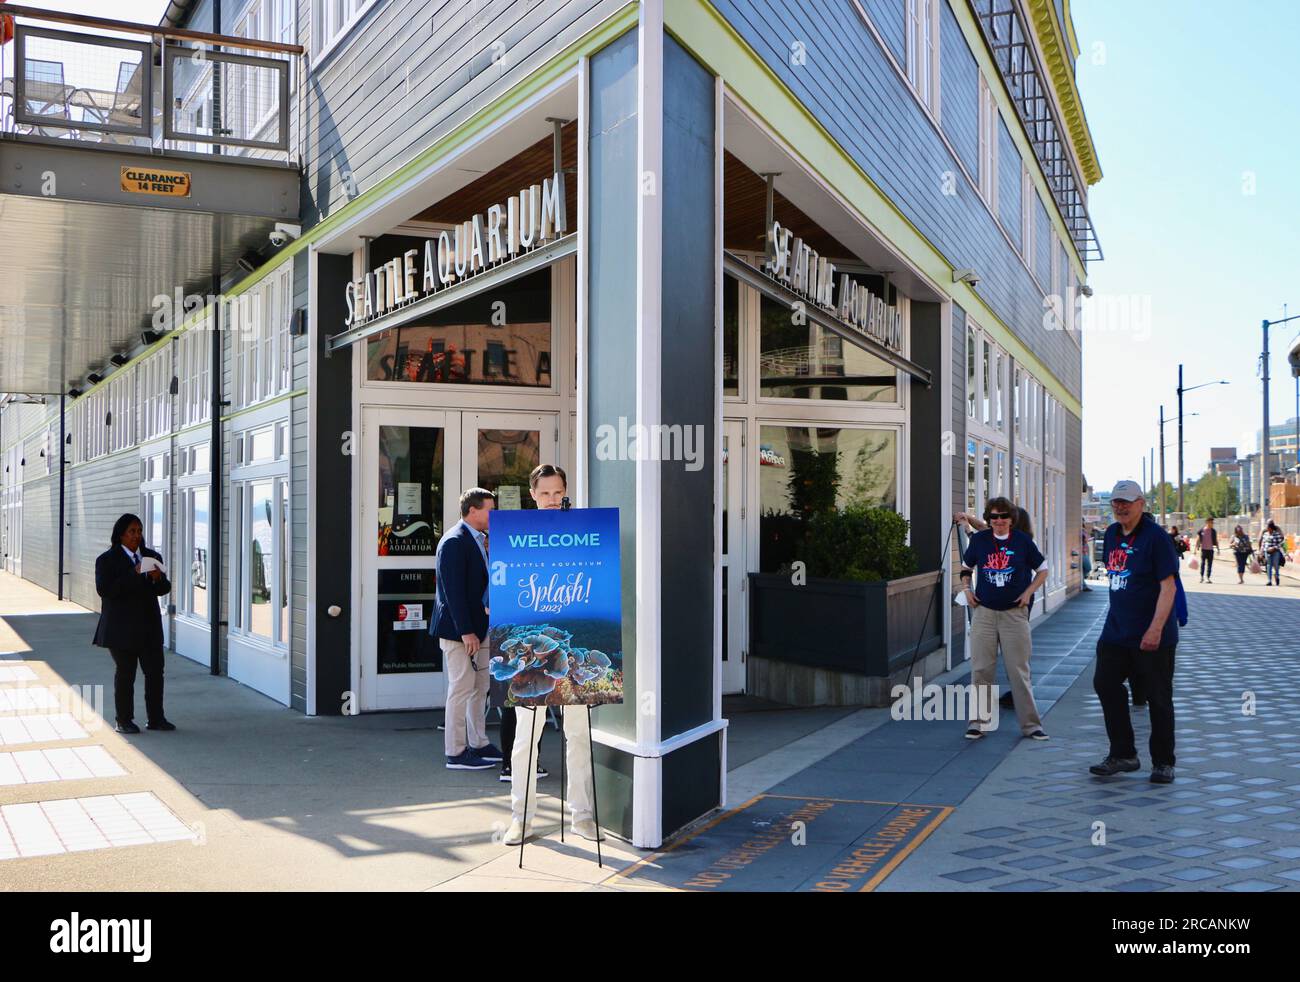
top-left (518, 704), bottom-right (603, 869)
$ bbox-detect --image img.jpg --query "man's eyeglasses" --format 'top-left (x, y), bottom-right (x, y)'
top-left (988, 513), bottom-right (1012, 521)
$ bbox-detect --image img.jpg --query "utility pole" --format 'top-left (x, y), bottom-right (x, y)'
top-left (1159, 406), bottom-right (1167, 524)
top-left (1259, 312), bottom-right (1300, 524)
top-left (1177, 364), bottom-right (1184, 514)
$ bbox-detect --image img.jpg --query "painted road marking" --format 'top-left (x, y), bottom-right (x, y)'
top-left (0, 793), bottom-right (195, 860)
top-left (0, 666), bottom-right (38, 683)
top-left (0, 714), bottom-right (90, 746)
top-left (0, 746), bottom-right (126, 786)
top-left (607, 794), bottom-right (953, 892)
top-left (0, 686), bottom-right (59, 713)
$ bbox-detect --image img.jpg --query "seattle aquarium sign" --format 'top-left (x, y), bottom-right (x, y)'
top-left (344, 171), bottom-right (568, 329)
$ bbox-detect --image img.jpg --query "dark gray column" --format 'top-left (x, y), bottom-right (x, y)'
top-left (313, 253), bottom-right (353, 715)
top-left (585, 22), bottom-right (718, 848)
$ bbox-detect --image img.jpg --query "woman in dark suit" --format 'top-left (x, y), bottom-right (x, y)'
top-left (93, 513), bottom-right (175, 734)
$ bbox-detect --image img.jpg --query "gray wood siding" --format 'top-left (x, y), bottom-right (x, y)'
top-left (939, 0), bottom-right (978, 178)
top-left (1067, 409), bottom-right (1082, 593)
top-left (996, 116), bottom-right (1021, 251)
top-left (1034, 192), bottom-right (1051, 289)
top-left (712, 0), bottom-right (1081, 399)
top-left (301, 0), bottom-right (626, 226)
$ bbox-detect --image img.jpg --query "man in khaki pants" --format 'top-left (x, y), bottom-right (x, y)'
top-left (960, 496), bottom-right (1050, 741)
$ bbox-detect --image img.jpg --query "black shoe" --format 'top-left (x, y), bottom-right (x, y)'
top-left (1132, 700), bottom-right (1147, 707)
top-left (964, 726), bottom-right (984, 740)
top-left (1150, 765), bottom-right (1175, 784)
top-left (999, 691), bottom-right (1015, 709)
top-left (1028, 730), bottom-right (1050, 741)
top-left (115, 721), bottom-right (140, 734)
top-left (1090, 755), bottom-right (1140, 776)
top-left (146, 719), bottom-right (176, 731)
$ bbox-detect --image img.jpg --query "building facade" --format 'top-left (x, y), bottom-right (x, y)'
top-left (0, 0), bottom-right (1098, 846)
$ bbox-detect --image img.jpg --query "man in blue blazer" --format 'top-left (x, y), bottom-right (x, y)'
top-left (431, 488), bottom-right (503, 769)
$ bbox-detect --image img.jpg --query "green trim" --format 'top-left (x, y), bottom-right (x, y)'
top-left (221, 388), bottom-right (307, 423)
top-left (666, 0), bottom-right (1081, 417)
top-left (1062, 0), bottom-right (1081, 61)
top-left (1028, 0), bottom-right (1102, 185)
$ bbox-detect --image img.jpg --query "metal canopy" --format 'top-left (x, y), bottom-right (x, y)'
top-left (0, 142), bottom-right (299, 395)
top-left (723, 252), bottom-right (932, 387)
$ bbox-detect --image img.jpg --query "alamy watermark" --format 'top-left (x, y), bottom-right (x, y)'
top-left (593, 417), bottom-right (705, 472)
top-left (890, 676), bottom-right (1000, 728)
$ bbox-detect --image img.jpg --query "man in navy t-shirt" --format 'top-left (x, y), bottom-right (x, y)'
top-left (1089, 480), bottom-right (1179, 783)
top-left (959, 497), bottom-right (1050, 741)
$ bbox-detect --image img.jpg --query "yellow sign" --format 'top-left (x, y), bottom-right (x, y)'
top-left (120, 167), bottom-right (191, 197)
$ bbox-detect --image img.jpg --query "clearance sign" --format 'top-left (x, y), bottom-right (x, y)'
top-left (120, 167), bottom-right (191, 197)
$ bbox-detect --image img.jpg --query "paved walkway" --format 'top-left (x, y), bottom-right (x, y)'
top-left (4, 564), bottom-right (1297, 892)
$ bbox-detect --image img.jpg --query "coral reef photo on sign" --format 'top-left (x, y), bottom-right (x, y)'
top-left (487, 508), bottom-right (623, 707)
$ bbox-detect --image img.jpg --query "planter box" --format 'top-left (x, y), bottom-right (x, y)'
top-left (748, 571), bottom-right (944, 705)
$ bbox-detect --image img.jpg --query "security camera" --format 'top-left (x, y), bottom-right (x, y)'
top-left (269, 222), bottom-right (301, 248)
top-left (953, 268), bottom-right (980, 287)
top-left (1081, 284), bottom-right (1095, 298)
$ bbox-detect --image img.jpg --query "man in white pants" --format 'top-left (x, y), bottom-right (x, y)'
top-left (504, 465), bottom-right (601, 845)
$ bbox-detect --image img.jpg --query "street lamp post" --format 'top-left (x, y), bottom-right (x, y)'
top-left (1176, 365), bottom-right (1229, 514)
top-left (1261, 313), bottom-right (1300, 524)
top-left (1159, 406), bottom-right (1167, 523)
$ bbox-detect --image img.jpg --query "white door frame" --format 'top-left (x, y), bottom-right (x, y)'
top-left (722, 418), bottom-right (746, 694)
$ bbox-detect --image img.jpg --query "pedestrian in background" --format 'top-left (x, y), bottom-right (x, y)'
top-left (959, 496), bottom-right (1050, 742)
top-left (1230, 525), bottom-right (1253, 584)
top-left (1081, 522), bottom-right (1093, 591)
top-left (1196, 517), bottom-right (1218, 584)
top-left (1260, 520), bottom-right (1286, 587)
top-left (1168, 525), bottom-right (1188, 563)
top-left (1091, 481), bottom-right (1179, 784)
top-left (93, 513), bottom-right (175, 734)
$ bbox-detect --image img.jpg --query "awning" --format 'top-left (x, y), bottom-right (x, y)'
top-left (326, 233), bottom-right (577, 352)
top-left (723, 251), bottom-right (931, 386)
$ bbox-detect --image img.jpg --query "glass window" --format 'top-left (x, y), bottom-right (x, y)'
top-left (759, 292), bottom-right (896, 403)
top-left (366, 267), bottom-right (552, 387)
top-left (994, 352), bottom-right (1004, 430)
top-left (966, 326), bottom-right (976, 418)
top-left (723, 274), bottom-right (740, 397)
top-left (192, 488), bottom-right (209, 619)
top-left (966, 440), bottom-right (977, 513)
top-left (280, 481), bottom-right (290, 644)
top-left (1013, 367), bottom-right (1021, 437)
top-left (757, 425), bottom-right (897, 572)
top-left (377, 425), bottom-right (444, 556)
top-left (982, 445), bottom-right (991, 508)
top-left (982, 340), bottom-right (991, 424)
top-left (248, 480), bottom-right (274, 639)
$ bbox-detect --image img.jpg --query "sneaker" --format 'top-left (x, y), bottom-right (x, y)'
top-left (1150, 765), bottom-right (1175, 784)
top-left (503, 820), bottom-right (530, 845)
top-left (964, 726), bottom-right (984, 740)
top-left (472, 743), bottom-right (504, 763)
top-left (1089, 755), bottom-right (1141, 776)
top-left (446, 751), bottom-right (494, 770)
top-left (573, 817), bottom-right (604, 842)
top-left (1028, 730), bottom-right (1050, 741)
top-left (499, 764), bottom-right (549, 782)
top-left (146, 719), bottom-right (176, 731)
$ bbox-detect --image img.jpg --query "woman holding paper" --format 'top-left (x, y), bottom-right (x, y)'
top-left (92, 513), bottom-right (175, 734)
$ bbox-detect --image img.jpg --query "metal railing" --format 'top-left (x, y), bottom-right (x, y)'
top-left (0, 3), bottom-right (301, 162)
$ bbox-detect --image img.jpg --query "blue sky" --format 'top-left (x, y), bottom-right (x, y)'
top-left (1074, 0), bottom-right (1300, 491)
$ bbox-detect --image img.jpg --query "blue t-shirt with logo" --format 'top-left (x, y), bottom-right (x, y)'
top-left (963, 529), bottom-right (1045, 610)
top-left (1101, 513), bottom-right (1179, 649)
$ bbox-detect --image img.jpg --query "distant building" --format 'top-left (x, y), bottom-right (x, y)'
top-left (1257, 419), bottom-right (1300, 456)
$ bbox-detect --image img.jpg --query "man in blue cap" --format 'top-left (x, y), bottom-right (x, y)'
top-left (1090, 480), bottom-right (1179, 783)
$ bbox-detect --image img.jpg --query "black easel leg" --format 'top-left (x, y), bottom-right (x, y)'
top-left (587, 705), bottom-right (603, 868)
top-left (560, 705), bottom-right (567, 843)
top-left (519, 706), bottom-right (536, 869)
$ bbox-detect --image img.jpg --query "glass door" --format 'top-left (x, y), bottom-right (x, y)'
top-left (360, 407), bottom-right (459, 711)
top-left (722, 419), bottom-right (746, 694)
top-left (459, 412), bottom-right (556, 513)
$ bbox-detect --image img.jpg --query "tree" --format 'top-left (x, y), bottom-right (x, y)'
top-left (1187, 472), bottom-right (1239, 519)
top-left (1146, 481), bottom-right (1176, 513)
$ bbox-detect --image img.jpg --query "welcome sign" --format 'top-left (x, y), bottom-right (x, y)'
top-left (487, 508), bottom-right (623, 708)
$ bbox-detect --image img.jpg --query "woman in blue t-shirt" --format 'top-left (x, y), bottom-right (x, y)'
top-left (958, 496), bottom-right (1050, 742)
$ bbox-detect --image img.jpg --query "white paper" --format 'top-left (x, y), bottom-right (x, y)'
top-left (397, 482), bottom-right (422, 515)
top-left (139, 556), bottom-right (166, 574)
top-left (953, 590), bottom-right (969, 607)
top-left (497, 485), bottom-right (522, 510)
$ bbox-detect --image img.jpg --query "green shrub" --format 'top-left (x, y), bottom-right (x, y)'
top-left (801, 506), bottom-right (918, 582)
